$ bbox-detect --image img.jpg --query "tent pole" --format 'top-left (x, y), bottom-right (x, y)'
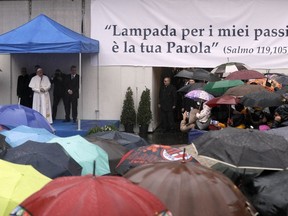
top-left (78, 53), bottom-right (82, 130)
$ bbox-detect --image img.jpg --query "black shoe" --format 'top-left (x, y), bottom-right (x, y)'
top-left (63, 119), bottom-right (71, 122)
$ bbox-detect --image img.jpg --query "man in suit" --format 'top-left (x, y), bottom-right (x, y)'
top-left (63, 65), bottom-right (79, 123)
top-left (158, 76), bottom-right (177, 132)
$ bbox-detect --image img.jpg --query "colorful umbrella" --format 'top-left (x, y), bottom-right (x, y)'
top-left (240, 91), bottom-right (283, 107)
top-left (0, 160), bottom-right (50, 216)
top-left (193, 127), bottom-right (288, 170)
top-left (185, 89), bottom-right (214, 101)
top-left (3, 141), bottom-right (82, 178)
top-left (12, 175), bottom-right (170, 216)
top-left (206, 95), bottom-right (240, 107)
top-left (0, 104), bottom-right (54, 133)
top-left (115, 144), bottom-right (198, 175)
top-left (0, 125), bottom-right (57, 147)
top-left (85, 136), bottom-right (129, 175)
top-left (224, 84), bottom-right (268, 97)
top-left (211, 62), bottom-right (250, 78)
top-left (48, 135), bottom-right (110, 176)
top-left (124, 161), bottom-right (257, 216)
top-left (224, 70), bottom-right (265, 80)
top-left (203, 80), bottom-right (244, 96)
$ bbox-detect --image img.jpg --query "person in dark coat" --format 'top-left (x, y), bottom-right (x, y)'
top-left (51, 69), bottom-right (66, 121)
top-left (63, 65), bottom-right (79, 123)
top-left (158, 76), bottom-right (177, 132)
top-left (17, 67), bottom-right (32, 108)
top-left (271, 104), bottom-right (288, 128)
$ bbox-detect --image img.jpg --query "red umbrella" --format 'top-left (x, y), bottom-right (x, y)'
top-left (12, 175), bottom-right (171, 216)
top-left (206, 95), bottom-right (240, 107)
top-left (124, 161), bottom-right (258, 216)
top-left (116, 144), bottom-right (198, 175)
top-left (225, 70), bottom-right (265, 80)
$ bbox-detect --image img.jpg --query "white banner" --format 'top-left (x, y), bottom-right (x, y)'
top-left (91, 0), bottom-right (288, 68)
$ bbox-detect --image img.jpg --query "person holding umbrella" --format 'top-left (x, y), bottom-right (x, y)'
top-left (271, 104), bottom-right (288, 128)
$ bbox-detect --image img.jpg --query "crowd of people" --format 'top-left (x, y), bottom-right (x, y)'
top-left (157, 68), bottom-right (288, 133)
top-left (17, 65), bottom-right (79, 124)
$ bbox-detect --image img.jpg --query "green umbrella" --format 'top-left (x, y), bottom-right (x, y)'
top-left (203, 80), bottom-right (244, 96)
top-left (0, 160), bottom-right (50, 216)
top-left (48, 135), bottom-right (110, 176)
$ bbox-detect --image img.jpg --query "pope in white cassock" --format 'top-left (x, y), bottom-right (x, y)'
top-left (29, 68), bottom-right (53, 124)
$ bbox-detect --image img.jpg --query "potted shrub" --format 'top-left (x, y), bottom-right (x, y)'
top-left (120, 87), bottom-right (136, 133)
top-left (137, 87), bottom-right (152, 135)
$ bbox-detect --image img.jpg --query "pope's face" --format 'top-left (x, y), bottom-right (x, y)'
top-left (37, 69), bottom-right (43, 77)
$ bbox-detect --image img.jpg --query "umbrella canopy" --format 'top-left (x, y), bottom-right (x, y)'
top-left (0, 104), bottom-right (54, 133)
top-left (48, 135), bottom-right (110, 176)
top-left (240, 91), bottom-right (283, 107)
top-left (273, 75), bottom-right (288, 86)
top-left (193, 127), bottom-right (288, 170)
top-left (12, 175), bottom-right (170, 216)
top-left (0, 125), bottom-right (57, 147)
top-left (265, 126), bottom-right (288, 141)
top-left (0, 134), bottom-right (10, 158)
top-left (241, 170), bottom-right (288, 216)
top-left (175, 68), bottom-right (220, 82)
top-left (85, 131), bottom-right (149, 150)
top-left (0, 160), bottom-right (50, 216)
top-left (211, 62), bottom-right (250, 78)
top-left (115, 144), bottom-right (198, 175)
top-left (124, 161), bottom-right (257, 216)
top-left (85, 136), bottom-right (129, 175)
top-left (206, 95), bottom-right (240, 107)
top-left (203, 80), bottom-right (244, 96)
top-left (3, 141), bottom-right (82, 178)
top-left (185, 89), bottom-right (214, 101)
top-left (224, 70), bottom-right (265, 80)
top-left (177, 83), bottom-right (204, 93)
top-left (224, 84), bottom-right (268, 97)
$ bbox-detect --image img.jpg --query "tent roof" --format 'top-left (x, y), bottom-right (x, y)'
top-left (0, 14), bottom-right (99, 53)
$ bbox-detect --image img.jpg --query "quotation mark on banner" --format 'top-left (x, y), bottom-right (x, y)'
top-left (105, 25), bottom-right (112, 30)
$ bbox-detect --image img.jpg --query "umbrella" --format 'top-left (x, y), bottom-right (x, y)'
top-left (185, 89), bottom-right (214, 101)
top-left (211, 62), bottom-right (250, 78)
top-left (85, 136), bottom-right (129, 175)
top-left (203, 80), bottom-right (244, 96)
top-left (206, 95), bottom-right (240, 107)
top-left (240, 170), bottom-right (288, 216)
top-left (265, 126), bottom-right (288, 141)
top-left (0, 104), bottom-right (54, 133)
top-left (240, 91), bottom-right (283, 107)
top-left (225, 70), bottom-right (265, 80)
top-left (115, 144), bottom-right (198, 175)
top-left (193, 127), bottom-right (288, 170)
top-left (0, 125), bottom-right (57, 147)
top-left (3, 141), bottom-right (82, 178)
top-left (0, 160), bottom-right (50, 216)
top-left (174, 68), bottom-right (220, 82)
top-left (48, 135), bottom-right (110, 176)
top-left (124, 161), bottom-right (257, 216)
top-left (273, 75), bottom-right (288, 86)
top-left (12, 175), bottom-right (170, 216)
top-left (85, 131), bottom-right (149, 150)
top-left (177, 83), bottom-right (204, 93)
top-left (224, 84), bottom-right (268, 97)
top-left (0, 134), bottom-right (10, 158)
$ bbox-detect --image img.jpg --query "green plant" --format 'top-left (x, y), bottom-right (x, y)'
top-left (120, 87), bottom-right (136, 126)
top-left (87, 124), bottom-right (118, 135)
top-left (137, 87), bottom-right (152, 126)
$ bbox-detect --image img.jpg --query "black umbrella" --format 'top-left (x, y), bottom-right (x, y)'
top-left (85, 131), bottom-right (149, 150)
top-left (241, 170), bottom-right (288, 216)
top-left (174, 69), bottom-right (220, 82)
top-left (3, 141), bottom-right (82, 178)
top-left (211, 62), bottom-right (250, 78)
top-left (85, 136), bottom-right (129, 175)
top-left (193, 127), bottom-right (288, 170)
top-left (177, 83), bottom-right (204, 93)
top-left (240, 91), bottom-right (284, 107)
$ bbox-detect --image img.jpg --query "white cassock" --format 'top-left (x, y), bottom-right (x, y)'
top-left (29, 75), bottom-right (53, 124)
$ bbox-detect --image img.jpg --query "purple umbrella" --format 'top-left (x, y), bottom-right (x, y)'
top-left (185, 90), bottom-right (214, 101)
top-left (0, 104), bottom-right (54, 133)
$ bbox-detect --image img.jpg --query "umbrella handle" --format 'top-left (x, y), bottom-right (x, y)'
top-left (93, 160), bottom-right (96, 176)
